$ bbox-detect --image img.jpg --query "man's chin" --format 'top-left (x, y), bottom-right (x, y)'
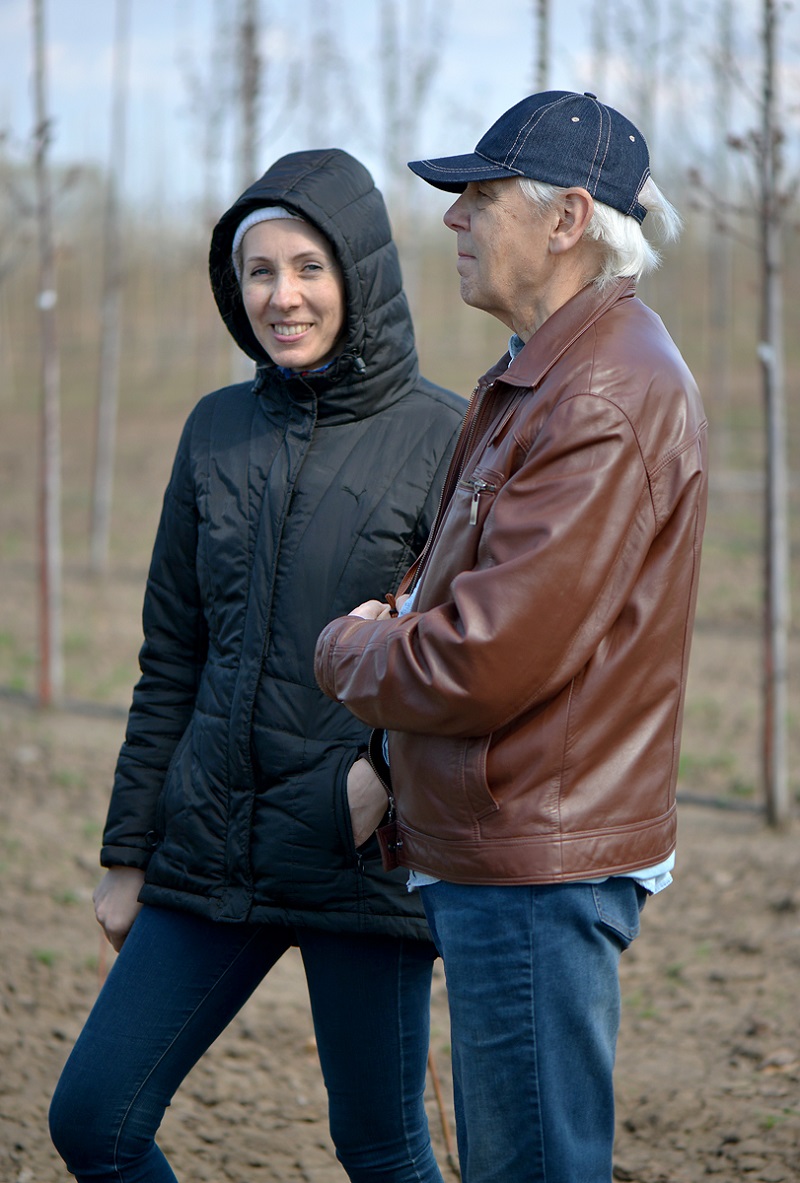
top-left (458, 278), bottom-right (481, 309)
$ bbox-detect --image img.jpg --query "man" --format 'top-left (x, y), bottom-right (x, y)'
top-left (315, 91), bottom-right (707, 1183)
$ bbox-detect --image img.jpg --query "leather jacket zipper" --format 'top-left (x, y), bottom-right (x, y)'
top-left (460, 477), bottom-right (498, 525)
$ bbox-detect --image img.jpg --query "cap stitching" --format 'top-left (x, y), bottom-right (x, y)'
top-left (627, 166), bottom-right (651, 218)
top-left (504, 104), bottom-right (558, 167)
top-left (416, 157), bottom-right (516, 176)
top-left (505, 94), bottom-right (572, 169)
top-left (588, 103), bottom-right (611, 195)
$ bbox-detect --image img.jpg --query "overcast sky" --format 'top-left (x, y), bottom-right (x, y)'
top-left (0, 0), bottom-right (794, 213)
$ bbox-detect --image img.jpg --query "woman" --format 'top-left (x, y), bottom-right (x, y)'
top-left (49, 148), bottom-right (463, 1182)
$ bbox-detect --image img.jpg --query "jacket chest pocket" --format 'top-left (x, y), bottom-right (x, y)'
top-left (456, 467), bottom-right (504, 529)
top-left (459, 476), bottom-right (498, 525)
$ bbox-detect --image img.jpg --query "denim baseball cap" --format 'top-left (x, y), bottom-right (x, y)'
top-left (408, 90), bottom-right (651, 223)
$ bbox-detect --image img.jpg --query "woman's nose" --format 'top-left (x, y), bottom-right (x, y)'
top-left (270, 272), bottom-right (301, 309)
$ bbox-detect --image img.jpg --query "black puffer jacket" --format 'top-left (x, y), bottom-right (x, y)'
top-left (101, 149), bottom-right (463, 939)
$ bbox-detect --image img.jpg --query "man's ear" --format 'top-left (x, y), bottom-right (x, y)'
top-left (549, 188), bottom-right (594, 254)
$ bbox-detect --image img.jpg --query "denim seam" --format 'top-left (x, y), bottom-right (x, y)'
top-left (528, 890), bottom-right (548, 1183)
top-left (396, 942), bottom-right (428, 1183)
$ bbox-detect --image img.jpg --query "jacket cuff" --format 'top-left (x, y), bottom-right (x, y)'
top-left (100, 841), bottom-right (155, 870)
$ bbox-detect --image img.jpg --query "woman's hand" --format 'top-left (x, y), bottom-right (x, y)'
top-left (93, 867), bottom-right (146, 952)
top-left (346, 758), bottom-right (390, 847)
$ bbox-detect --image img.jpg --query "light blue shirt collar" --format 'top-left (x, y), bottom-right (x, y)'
top-left (508, 333), bottom-right (526, 362)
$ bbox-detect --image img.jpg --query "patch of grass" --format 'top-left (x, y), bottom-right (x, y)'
top-left (64, 630), bottom-right (91, 655)
top-left (684, 695), bottom-right (723, 727)
top-left (760, 1108), bottom-right (800, 1131)
top-left (52, 888), bottom-right (81, 905)
top-left (0, 628), bottom-right (36, 693)
top-left (678, 750), bottom-right (737, 779)
top-left (91, 663), bottom-right (139, 700)
top-left (730, 778), bottom-right (756, 798)
top-left (54, 768), bottom-right (87, 789)
top-left (32, 948), bottom-right (59, 967)
top-left (63, 657), bottom-right (138, 706)
top-left (624, 989), bottom-right (659, 1020)
top-left (0, 531), bottom-right (26, 558)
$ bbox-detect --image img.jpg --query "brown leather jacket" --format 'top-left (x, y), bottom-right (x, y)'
top-left (315, 277), bottom-right (708, 884)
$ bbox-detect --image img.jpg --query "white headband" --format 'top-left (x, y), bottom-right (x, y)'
top-left (232, 205), bottom-right (305, 279)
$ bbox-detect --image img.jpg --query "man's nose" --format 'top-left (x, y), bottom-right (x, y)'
top-left (443, 194), bottom-right (468, 232)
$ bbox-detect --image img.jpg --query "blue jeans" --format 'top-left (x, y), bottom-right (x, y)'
top-left (421, 878), bottom-right (646, 1183)
top-left (49, 906), bottom-right (442, 1183)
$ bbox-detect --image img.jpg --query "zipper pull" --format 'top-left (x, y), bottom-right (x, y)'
top-left (466, 477), bottom-right (497, 525)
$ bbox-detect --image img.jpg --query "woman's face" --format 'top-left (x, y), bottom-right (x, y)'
top-left (239, 218), bottom-right (346, 372)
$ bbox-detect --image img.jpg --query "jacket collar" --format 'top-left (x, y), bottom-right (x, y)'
top-left (480, 277), bottom-right (637, 393)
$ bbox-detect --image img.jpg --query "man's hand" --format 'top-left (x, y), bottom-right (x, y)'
top-left (93, 866), bottom-right (146, 952)
top-left (347, 757), bottom-right (390, 847)
top-left (349, 593), bottom-right (411, 620)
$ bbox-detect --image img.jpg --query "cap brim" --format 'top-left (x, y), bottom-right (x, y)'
top-left (407, 152), bottom-right (520, 193)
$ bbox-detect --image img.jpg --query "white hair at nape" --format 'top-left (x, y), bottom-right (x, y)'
top-left (518, 176), bottom-right (682, 289)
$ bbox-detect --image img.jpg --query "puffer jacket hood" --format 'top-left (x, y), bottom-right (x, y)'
top-left (209, 148), bottom-right (416, 418)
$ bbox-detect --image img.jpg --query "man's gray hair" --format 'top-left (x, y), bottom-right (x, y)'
top-left (518, 176), bottom-right (682, 289)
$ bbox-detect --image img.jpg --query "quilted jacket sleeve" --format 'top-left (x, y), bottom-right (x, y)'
top-left (100, 411), bottom-right (209, 868)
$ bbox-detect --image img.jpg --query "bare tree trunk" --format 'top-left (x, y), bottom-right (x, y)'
top-left (590, 0), bottom-right (609, 97)
top-left (307, 0), bottom-right (333, 143)
top-left (305, 0), bottom-right (363, 149)
top-left (31, 0), bottom-right (63, 705)
top-left (179, 0), bottom-right (231, 395)
top-left (758, 0), bottom-right (790, 827)
top-left (377, 0), bottom-right (450, 301)
top-left (618, 0), bottom-right (661, 158)
top-left (378, 0), bottom-right (450, 202)
top-left (639, 0), bottom-right (660, 154)
top-left (237, 0), bottom-right (261, 190)
top-left (202, 0), bottom-right (229, 224)
top-left (231, 0), bottom-right (261, 382)
top-left (709, 0), bottom-right (734, 471)
top-left (90, 0), bottom-right (130, 574)
top-left (533, 0), bottom-right (550, 92)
